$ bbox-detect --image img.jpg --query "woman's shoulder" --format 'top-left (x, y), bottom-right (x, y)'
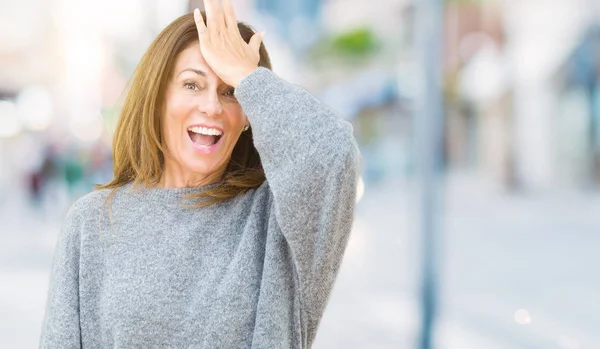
top-left (65, 187), bottom-right (114, 219)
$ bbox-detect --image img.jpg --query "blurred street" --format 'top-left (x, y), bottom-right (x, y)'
top-left (3, 174), bottom-right (599, 349)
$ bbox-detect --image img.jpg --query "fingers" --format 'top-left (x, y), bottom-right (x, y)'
top-left (193, 8), bottom-right (208, 43)
top-left (198, 0), bottom-right (263, 53)
top-left (248, 31), bottom-right (265, 53)
top-left (203, 0), bottom-right (225, 41)
top-left (222, 0), bottom-right (241, 39)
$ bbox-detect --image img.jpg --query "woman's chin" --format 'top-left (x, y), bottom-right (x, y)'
top-left (181, 155), bottom-right (225, 179)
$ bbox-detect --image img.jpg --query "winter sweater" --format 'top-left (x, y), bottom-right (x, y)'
top-left (39, 67), bottom-right (361, 349)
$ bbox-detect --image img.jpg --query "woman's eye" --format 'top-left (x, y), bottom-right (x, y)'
top-left (184, 82), bottom-right (198, 91)
top-left (224, 88), bottom-right (235, 98)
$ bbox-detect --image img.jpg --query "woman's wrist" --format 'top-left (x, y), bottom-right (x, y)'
top-left (231, 66), bottom-right (260, 88)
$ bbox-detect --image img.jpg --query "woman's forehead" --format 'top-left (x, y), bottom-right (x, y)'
top-left (174, 46), bottom-right (218, 81)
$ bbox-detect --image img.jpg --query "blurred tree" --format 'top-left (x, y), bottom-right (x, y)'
top-left (330, 27), bottom-right (378, 56)
top-left (307, 26), bottom-right (380, 65)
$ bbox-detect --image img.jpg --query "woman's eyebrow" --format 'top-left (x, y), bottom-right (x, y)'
top-left (177, 68), bottom-right (207, 77)
top-left (176, 68), bottom-right (232, 88)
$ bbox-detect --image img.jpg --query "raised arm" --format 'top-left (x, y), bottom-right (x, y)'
top-left (235, 67), bottom-right (361, 343)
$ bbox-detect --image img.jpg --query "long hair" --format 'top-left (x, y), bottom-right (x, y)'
top-left (97, 12), bottom-right (272, 209)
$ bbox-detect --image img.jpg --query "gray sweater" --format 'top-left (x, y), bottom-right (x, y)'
top-left (40, 67), bottom-right (361, 349)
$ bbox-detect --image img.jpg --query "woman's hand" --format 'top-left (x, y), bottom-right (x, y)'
top-left (194, 0), bottom-right (265, 88)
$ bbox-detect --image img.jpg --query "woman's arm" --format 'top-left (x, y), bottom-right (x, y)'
top-left (235, 67), bottom-right (361, 342)
top-left (39, 204), bottom-right (83, 349)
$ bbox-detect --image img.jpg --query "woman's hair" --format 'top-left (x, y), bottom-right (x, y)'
top-left (97, 12), bottom-right (271, 208)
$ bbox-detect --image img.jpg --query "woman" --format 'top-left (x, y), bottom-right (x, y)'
top-left (40, 0), bottom-right (360, 348)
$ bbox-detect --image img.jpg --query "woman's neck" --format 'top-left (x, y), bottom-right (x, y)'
top-left (157, 163), bottom-right (225, 188)
top-left (157, 171), bottom-right (222, 188)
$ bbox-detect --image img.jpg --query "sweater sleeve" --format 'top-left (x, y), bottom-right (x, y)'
top-left (39, 202), bottom-right (83, 349)
top-left (235, 67), bottom-right (361, 340)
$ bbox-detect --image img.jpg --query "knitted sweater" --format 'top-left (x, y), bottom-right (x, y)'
top-left (40, 67), bottom-right (361, 349)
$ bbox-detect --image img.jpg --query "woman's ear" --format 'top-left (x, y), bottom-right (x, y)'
top-left (244, 115), bottom-right (250, 130)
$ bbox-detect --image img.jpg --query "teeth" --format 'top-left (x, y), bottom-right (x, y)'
top-left (187, 126), bottom-right (223, 136)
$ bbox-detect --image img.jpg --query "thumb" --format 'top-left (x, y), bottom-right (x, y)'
top-left (249, 31), bottom-right (265, 53)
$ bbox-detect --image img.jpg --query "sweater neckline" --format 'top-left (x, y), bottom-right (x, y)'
top-left (122, 181), bottom-right (221, 208)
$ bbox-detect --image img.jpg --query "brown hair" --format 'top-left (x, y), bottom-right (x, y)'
top-left (97, 12), bottom-right (272, 208)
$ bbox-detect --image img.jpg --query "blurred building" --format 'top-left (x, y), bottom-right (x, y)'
top-left (554, 26), bottom-right (600, 187)
top-left (444, 1), bottom-right (514, 186)
top-left (440, 0), bottom-right (600, 192)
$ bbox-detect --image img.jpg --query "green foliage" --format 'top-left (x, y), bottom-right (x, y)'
top-left (307, 26), bottom-right (380, 66)
top-left (330, 27), bottom-right (378, 56)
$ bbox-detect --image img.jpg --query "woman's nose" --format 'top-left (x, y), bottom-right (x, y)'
top-left (198, 91), bottom-right (223, 117)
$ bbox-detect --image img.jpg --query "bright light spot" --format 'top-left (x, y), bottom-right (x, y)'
top-left (17, 87), bottom-right (54, 131)
top-left (100, 0), bottom-right (144, 39)
top-left (514, 309), bottom-right (531, 325)
top-left (64, 40), bottom-right (104, 86)
top-left (460, 43), bottom-right (508, 102)
top-left (70, 114), bottom-right (104, 142)
top-left (0, 100), bottom-right (22, 138)
top-left (355, 176), bottom-right (365, 203)
top-left (155, 0), bottom-right (188, 32)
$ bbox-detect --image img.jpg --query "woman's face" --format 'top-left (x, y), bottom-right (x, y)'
top-left (161, 44), bottom-right (247, 185)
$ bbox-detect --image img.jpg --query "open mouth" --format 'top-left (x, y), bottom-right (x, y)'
top-left (188, 131), bottom-right (223, 147)
top-left (187, 126), bottom-right (224, 149)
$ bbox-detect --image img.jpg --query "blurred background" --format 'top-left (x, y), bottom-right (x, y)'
top-left (1, 0), bottom-right (600, 348)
